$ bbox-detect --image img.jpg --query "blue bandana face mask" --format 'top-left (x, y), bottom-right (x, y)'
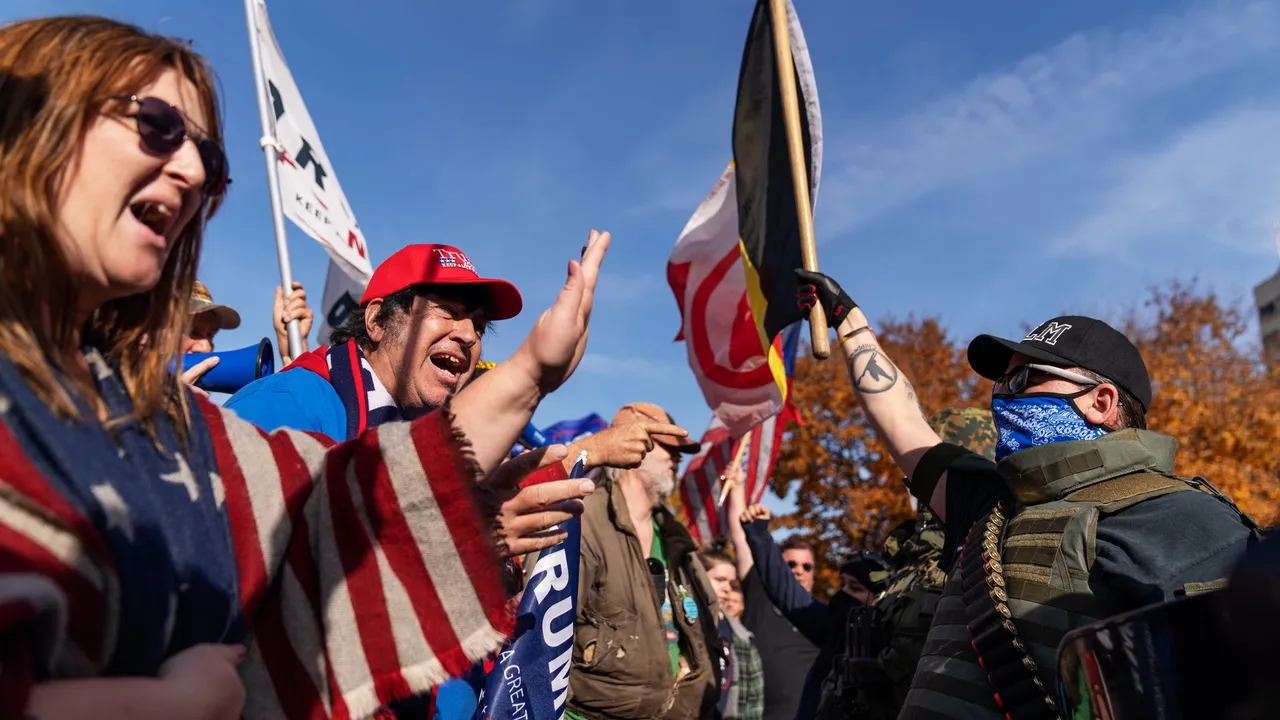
top-left (990, 392), bottom-right (1109, 461)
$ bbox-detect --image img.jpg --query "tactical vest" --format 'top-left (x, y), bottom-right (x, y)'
top-left (898, 430), bottom-right (1257, 720)
top-left (815, 515), bottom-right (948, 720)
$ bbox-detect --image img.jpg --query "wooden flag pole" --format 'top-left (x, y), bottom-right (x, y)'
top-left (768, 0), bottom-right (829, 360)
top-left (717, 434), bottom-right (752, 507)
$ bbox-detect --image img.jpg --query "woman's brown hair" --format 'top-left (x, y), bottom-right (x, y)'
top-left (0, 15), bottom-right (224, 435)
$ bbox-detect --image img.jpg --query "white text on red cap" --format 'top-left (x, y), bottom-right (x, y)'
top-left (434, 248), bottom-right (476, 273)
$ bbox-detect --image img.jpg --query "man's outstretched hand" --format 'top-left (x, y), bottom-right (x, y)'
top-left (795, 268), bottom-right (857, 329)
top-left (566, 420), bottom-right (689, 472)
top-left (451, 230), bottom-right (610, 474)
top-left (481, 444), bottom-right (595, 557)
top-left (514, 230), bottom-right (610, 395)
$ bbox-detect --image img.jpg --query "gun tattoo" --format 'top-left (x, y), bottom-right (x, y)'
top-left (848, 345), bottom-right (899, 394)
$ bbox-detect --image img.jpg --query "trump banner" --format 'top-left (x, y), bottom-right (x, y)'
top-left (474, 455), bottom-right (586, 720)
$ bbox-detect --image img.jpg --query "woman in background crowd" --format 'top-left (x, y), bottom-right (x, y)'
top-left (702, 551), bottom-right (766, 720)
top-left (0, 15), bottom-right (606, 719)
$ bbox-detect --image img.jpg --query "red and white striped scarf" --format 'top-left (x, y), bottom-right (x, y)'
top-left (0, 382), bottom-right (511, 719)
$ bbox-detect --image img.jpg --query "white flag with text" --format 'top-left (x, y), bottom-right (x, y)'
top-left (251, 0), bottom-right (373, 286)
top-left (315, 262), bottom-right (365, 346)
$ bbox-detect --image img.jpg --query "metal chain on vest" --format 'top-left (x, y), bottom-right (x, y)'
top-left (959, 503), bottom-right (1060, 720)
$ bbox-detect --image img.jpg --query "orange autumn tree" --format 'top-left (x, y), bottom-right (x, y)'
top-left (1127, 281), bottom-right (1280, 524)
top-left (772, 281), bottom-right (1280, 595)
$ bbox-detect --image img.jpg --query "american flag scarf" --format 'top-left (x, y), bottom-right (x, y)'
top-left (287, 339), bottom-right (402, 440)
top-left (0, 349), bottom-right (511, 719)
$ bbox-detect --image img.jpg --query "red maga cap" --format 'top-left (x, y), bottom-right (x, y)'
top-left (359, 244), bottom-right (523, 320)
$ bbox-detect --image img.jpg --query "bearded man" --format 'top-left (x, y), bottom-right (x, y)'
top-left (561, 402), bottom-right (724, 720)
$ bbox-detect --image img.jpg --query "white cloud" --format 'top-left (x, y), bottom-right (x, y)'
top-left (817, 0), bottom-right (1280, 238)
top-left (1051, 106), bottom-right (1280, 257)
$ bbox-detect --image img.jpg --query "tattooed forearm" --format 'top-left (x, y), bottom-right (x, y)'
top-left (904, 378), bottom-right (922, 412)
top-left (847, 344), bottom-right (900, 394)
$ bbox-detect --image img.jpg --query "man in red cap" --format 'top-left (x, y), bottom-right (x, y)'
top-left (226, 243), bottom-right (521, 439)
top-left (227, 236), bottom-right (605, 719)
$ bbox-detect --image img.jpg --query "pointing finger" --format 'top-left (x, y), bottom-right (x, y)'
top-left (636, 422), bottom-right (689, 438)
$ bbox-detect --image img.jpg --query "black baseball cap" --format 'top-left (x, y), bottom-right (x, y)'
top-left (967, 315), bottom-right (1152, 410)
top-left (839, 551), bottom-right (890, 592)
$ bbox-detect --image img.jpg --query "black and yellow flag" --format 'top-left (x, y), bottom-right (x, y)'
top-left (732, 0), bottom-right (823, 343)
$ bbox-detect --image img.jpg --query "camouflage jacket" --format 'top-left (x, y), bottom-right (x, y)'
top-left (814, 510), bottom-right (948, 720)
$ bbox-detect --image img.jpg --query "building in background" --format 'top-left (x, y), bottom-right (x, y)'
top-left (1255, 269), bottom-right (1280, 365)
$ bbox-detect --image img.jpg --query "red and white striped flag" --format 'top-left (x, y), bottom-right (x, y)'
top-left (669, 161), bottom-right (805, 544)
top-left (678, 324), bottom-right (800, 545)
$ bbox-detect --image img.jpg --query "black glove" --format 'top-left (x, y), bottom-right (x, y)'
top-left (795, 268), bottom-right (857, 328)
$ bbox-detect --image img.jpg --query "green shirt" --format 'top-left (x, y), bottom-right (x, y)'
top-left (566, 520), bottom-right (682, 720)
top-left (652, 518), bottom-right (681, 677)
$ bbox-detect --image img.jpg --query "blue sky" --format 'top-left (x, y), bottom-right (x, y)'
top-left (9, 0), bottom-right (1280, 504)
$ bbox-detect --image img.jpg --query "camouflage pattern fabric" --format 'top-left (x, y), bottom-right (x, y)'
top-left (928, 406), bottom-right (996, 461)
top-left (814, 408), bottom-right (994, 720)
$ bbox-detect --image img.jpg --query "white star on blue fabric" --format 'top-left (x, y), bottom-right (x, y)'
top-left (161, 454), bottom-right (201, 503)
top-left (91, 483), bottom-right (134, 543)
top-left (209, 471), bottom-right (226, 509)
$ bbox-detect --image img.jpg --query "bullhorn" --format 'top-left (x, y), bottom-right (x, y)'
top-left (181, 338), bottom-right (276, 394)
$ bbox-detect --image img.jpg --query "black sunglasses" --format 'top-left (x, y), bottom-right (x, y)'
top-left (786, 560), bottom-right (814, 572)
top-left (993, 363), bottom-right (1100, 396)
top-left (113, 95), bottom-right (230, 196)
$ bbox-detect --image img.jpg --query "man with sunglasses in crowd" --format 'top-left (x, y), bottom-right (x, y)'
top-left (794, 269), bottom-right (1260, 720)
top-left (730, 483), bottom-right (885, 720)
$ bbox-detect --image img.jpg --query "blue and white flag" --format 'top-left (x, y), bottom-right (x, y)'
top-left (514, 414), bottom-right (608, 455)
top-left (542, 414), bottom-right (608, 445)
top-left (474, 454), bottom-right (586, 720)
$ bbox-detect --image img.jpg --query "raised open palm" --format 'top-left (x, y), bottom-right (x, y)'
top-left (519, 229), bottom-right (609, 394)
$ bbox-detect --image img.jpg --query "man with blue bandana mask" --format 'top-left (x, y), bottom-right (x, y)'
top-left (793, 269), bottom-right (1261, 720)
top-left (968, 314), bottom-right (1152, 461)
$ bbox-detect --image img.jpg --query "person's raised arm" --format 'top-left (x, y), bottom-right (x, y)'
top-left (737, 504), bottom-right (827, 642)
top-left (795, 269), bottom-right (950, 520)
top-left (726, 464), bottom-right (754, 578)
top-left (451, 230), bottom-right (609, 475)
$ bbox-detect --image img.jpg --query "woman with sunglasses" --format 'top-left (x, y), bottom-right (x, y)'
top-left (0, 16), bottom-right (607, 720)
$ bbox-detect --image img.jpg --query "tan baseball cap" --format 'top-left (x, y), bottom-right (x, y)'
top-left (612, 402), bottom-right (701, 454)
top-left (189, 280), bottom-right (241, 331)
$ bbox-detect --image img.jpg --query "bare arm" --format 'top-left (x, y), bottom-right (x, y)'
top-left (836, 309), bottom-right (952, 520)
top-left (27, 680), bottom-right (188, 720)
top-left (726, 470), bottom-right (754, 578)
top-left (796, 270), bottom-right (951, 520)
top-left (26, 643), bottom-right (244, 720)
top-left (452, 231), bottom-right (609, 474)
top-left (561, 421), bottom-right (689, 475)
